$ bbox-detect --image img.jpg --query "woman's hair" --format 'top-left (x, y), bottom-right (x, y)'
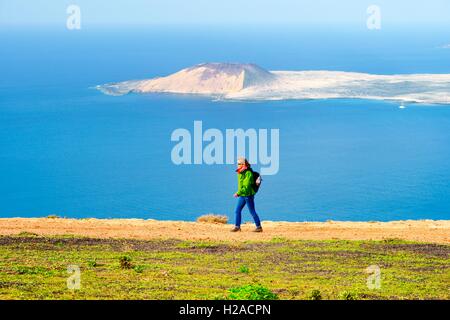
top-left (237, 156), bottom-right (251, 168)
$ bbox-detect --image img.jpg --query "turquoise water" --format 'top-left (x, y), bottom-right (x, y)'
top-left (1, 27), bottom-right (450, 221)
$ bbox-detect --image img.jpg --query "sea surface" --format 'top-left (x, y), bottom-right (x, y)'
top-left (1, 26), bottom-right (450, 221)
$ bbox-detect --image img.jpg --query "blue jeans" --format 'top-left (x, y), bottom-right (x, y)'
top-left (234, 196), bottom-right (261, 228)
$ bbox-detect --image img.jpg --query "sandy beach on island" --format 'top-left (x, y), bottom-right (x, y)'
top-left (0, 218), bottom-right (448, 244)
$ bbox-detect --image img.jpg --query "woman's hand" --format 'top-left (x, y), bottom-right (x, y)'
top-left (233, 193), bottom-right (239, 198)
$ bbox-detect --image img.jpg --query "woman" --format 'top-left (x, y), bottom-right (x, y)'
top-left (231, 157), bottom-right (263, 232)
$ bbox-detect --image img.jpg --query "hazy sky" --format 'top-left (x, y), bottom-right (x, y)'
top-left (1, 0), bottom-right (449, 28)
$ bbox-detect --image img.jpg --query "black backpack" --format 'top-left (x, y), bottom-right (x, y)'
top-left (250, 169), bottom-right (262, 193)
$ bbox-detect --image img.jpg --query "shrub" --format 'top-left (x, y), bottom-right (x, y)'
top-left (270, 237), bottom-right (287, 243)
top-left (238, 265), bottom-right (250, 274)
top-left (308, 289), bottom-right (322, 300)
top-left (227, 284), bottom-right (279, 300)
top-left (197, 214), bottom-right (228, 224)
top-left (55, 241), bottom-right (64, 248)
top-left (17, 232), bottom-right (39, 237)
top-left (87, 259), bottom-right (98, 267)
top-left (339, 290), bottom-right (359, 300)
top-left (14, 266), bottom-right (46, 275)
top-left (47, 215), bottom-right (61, 219)
top-left (119, 255), bottom-right (133, 269)
top-left (133, 265), bottom-right (144, 273)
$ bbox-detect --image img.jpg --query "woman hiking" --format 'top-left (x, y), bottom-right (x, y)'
top-left (231, 157), bottom-right (263, 232)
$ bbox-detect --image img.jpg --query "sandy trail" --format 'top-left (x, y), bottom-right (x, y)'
top-left (0, 218), bottom-right (448, 244)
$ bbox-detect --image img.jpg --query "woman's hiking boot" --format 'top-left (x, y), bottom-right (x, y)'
top-left (230, 226), bottom-right (241, 232)
top-left (253, 226), bottom-right (263, 232)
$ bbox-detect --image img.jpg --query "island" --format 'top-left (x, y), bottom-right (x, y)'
top-left (97, 62), bottom-right (450, 104)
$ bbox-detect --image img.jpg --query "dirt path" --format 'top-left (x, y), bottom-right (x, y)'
top-left (0, 218), bottom-right (449, 244)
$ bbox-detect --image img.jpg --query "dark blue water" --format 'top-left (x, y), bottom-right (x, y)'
top-left (1, 27), bottom-right (450, 221)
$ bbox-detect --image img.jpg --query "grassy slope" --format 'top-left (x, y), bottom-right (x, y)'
top-left (0, 234), bottom-right (448, 300)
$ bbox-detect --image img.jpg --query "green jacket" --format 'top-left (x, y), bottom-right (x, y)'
top-left (236, 169), bottom-right (256, 197)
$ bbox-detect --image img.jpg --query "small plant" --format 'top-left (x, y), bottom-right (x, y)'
top-left (270, 237), bottom-right (287, 243)
top-left (119, 255), bottom-right (133, 269)
top-left (87, 259), bottom-right (98, 267)
top-left (54, 241), bottom-right (64, 248)
top-left (227, 284), bottom-right (279, 300)
top-left (308, 289), bottom-right (322, 300)
top-left (238, 265), bottom-right (250, 274)
top-left (133, 265), bottom-right (144, 273)
top-left (197, 214), bottom-right (228, 224)
top-left (14, 266), bottom-right (46, 275)
top-left (47, 215), bottom-right (61, 219)
top-left (17, 231), bottom-right (39, 237)
top-left (339, 290), bottom-right (358, 300)
top-left (383, 238), bottom-right (402, 244)
top-left (177, 241), bottom-right (219, 249)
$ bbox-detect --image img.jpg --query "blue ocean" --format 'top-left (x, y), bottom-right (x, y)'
top-left (1, 27), bottom-right (450, 221)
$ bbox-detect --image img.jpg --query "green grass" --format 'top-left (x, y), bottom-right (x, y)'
top-left (308, 289), bottom-right (322, 300)
top-left (0, 235), bottom-right (448, 300)
top-left (119, 255), bottom-right (133, 269)
top-left (227, 284), bottom-right (278, 300)
top-left (238, 265), bottom-right (250, 274)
